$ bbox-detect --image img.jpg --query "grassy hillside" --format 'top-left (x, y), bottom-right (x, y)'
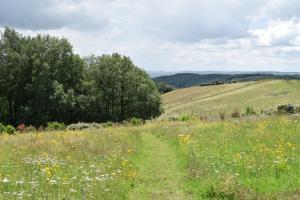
top-left (153, 73), bottom-right (300, 88)
top-left (162, 80), bottom-right (300, 118)
top-left (1, 117), bottom-right (299, 199)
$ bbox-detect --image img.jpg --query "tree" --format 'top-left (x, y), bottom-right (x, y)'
top-left (0, 28), bottom-right (85, 125)
top-left (156, 82), bottom-right (174, 94)
top-left (90, 53), bottom-right (162, 121)
top-left (0, 27), bottom-right (27, 125)
top-left (22, 34), bottom-right (85, 125)
top-left (0, 28), bottom-right (162, 125)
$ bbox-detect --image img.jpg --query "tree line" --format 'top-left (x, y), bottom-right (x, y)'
top-left (0, 27), bottom-right (162, 126)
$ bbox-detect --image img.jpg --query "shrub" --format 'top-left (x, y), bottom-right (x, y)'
top-left (277, 104), bottom-right (295, 114)
top-left (179, 114), bottom-right (195, 121)
top-left (38, 126), bottom-right (45, 131)
top-left (17, 123), bottom-right (26, 133)
top-left (218, 111), bottom-right (225, 120)
top-left (26, 125), bottom-right (37, 132)
top-left (231, 109), bottom-right (241, 118)
top-left (46, 122), bottom-right (66, 131)
top-left (168, 115), bottom-right (178, 121)
top-left (129, 117), bottom-right (144, 126)
top-left (67, 122), bottom-right (102, 131)
top-left (245, 107), bottom-right (256, 115)
top-left (169, 114), bottom-right (195, 122)
top-left (5, 125), bottom-right (16, 135)
top-left (0, 123), bottom-right (5, 134)
top-left (102, 121), bottom-right (113, 128)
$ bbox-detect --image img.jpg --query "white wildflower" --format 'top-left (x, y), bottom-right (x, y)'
top-left (2, 177), bottom-right (10, 183)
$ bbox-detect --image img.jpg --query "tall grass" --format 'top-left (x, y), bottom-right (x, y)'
top-left (0, 127), bottom-right (141, 199)
top-left (151, 116), bottom-right (300, 199)
top-left (0, 116), bottom-right (299, 199)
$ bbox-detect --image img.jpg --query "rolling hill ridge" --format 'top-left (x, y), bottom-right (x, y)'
top-left (153, 73), bottom-right (300, 88)
top-left (161, 80), bottom-right (300, 119)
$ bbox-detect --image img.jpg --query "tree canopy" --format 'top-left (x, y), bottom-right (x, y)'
top-left (0, 27), bottom-right (162, 126)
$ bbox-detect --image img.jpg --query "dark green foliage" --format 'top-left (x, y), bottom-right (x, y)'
top-left (0, 28), bottom-right (162, 125)
top-left (156, 82), bottom-right (174, 94)
top-left (88, 53), bottom-right (162, 122)
top-left (245, 107), bottom-right (256, 115)
top-left (46, 122), bottom-right (66, 131)
top-left (0, 123), bottom-right (5, 133)
top-left (129, 117), bottom-right (144, 126)
top-left (4, 125), bottom-right (16, 135)
top-left (153, 73), bottom-right (300, 88)
top-left (277, 104), bottom-right (298, 114)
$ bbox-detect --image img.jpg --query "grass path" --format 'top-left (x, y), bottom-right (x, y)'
top-left (129, 133), bottom-right (190, 200)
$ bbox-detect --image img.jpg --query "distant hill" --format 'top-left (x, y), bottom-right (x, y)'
top-left (161, 80), bottom-right (300, 119)
top-left (153, 73), bottom-right (300, 88)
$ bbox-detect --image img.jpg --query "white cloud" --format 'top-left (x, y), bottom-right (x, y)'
top-left (250, 18), bottom-right (300, 46)
top-left (1, 0), bottom-right (300, 72)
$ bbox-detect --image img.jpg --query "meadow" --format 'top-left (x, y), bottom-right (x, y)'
top-left (150, 116), bottom-right (300, 199)
top-left (1, 80), bottom-right (300, 199)
top-left (162, 80), bottom-right (300, 119)
top-left (0, 116), bottom-right (299, 199)
top-left (0, 127), bottom-right (141, 199)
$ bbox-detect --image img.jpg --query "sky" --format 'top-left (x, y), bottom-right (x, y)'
top-left (1, 0), bottom-right (300, 72)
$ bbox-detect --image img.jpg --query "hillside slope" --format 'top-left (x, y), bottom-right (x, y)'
top-left (154, 73), bottom-right (300, 88)
top-left (161, 80), bottom-right (300, 118)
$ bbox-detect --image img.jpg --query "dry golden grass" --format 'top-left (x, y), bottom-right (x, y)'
top-left (162, 80), bottom-right (300, 119)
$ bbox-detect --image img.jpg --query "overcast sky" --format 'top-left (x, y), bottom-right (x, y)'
top-left (1, 0), bottom-right (300, 72)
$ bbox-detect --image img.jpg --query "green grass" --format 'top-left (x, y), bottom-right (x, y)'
top-left (0, 127), bottom-right (141, 199)
top-left (129, 132), bottom-right (189, 199)
top-left (150, 117), bottom-right (300, 199)
top-left (0, 116), bottom-right (299, 199)
top-left (1, 79), bottom-right (300, 199)
top-left (162, 80), bottom-right (300, 119)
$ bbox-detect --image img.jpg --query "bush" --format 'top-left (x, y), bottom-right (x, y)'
top-left (231, 109), bottom-right (241, 118)
top-left (102, 121), bottom-right (113, 128)
top-left (168, 115), bottom-right (178, 121)
top-left (67, 122), bottom-right (102, 131)
top-left (0, 123), bottom-right (5, 134)
top-left (277, 104), bottom-right (296, 114)
top-left (38, 126), bottom-right (45, 131)
top-left (5, 125), bottom-right (16, 135)
top-left (17, 123), bottom-right (26, 133)
top-left (179, 114), bottom-right (194, 121)
top-left (245, 107), bottom-right (256, 115)
top-left (129, 117), bottom-right (144, 126)
top-left (46, 122), bottom-right (66, 131)
top-left (26, 125), bottom-right (37, 132)
top-left (168, 114), bottom-right (195, 122)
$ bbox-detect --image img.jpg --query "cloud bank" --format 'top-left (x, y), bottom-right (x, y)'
top-left (1, 0), bottom-right (300, 72)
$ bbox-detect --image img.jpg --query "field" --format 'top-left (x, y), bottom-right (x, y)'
top-left (0, 128), bottom-right (141, 199)
top-left (162, 80), bottom-right (300, 119)
top-left (0, 80), bottom-right (300, 199)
